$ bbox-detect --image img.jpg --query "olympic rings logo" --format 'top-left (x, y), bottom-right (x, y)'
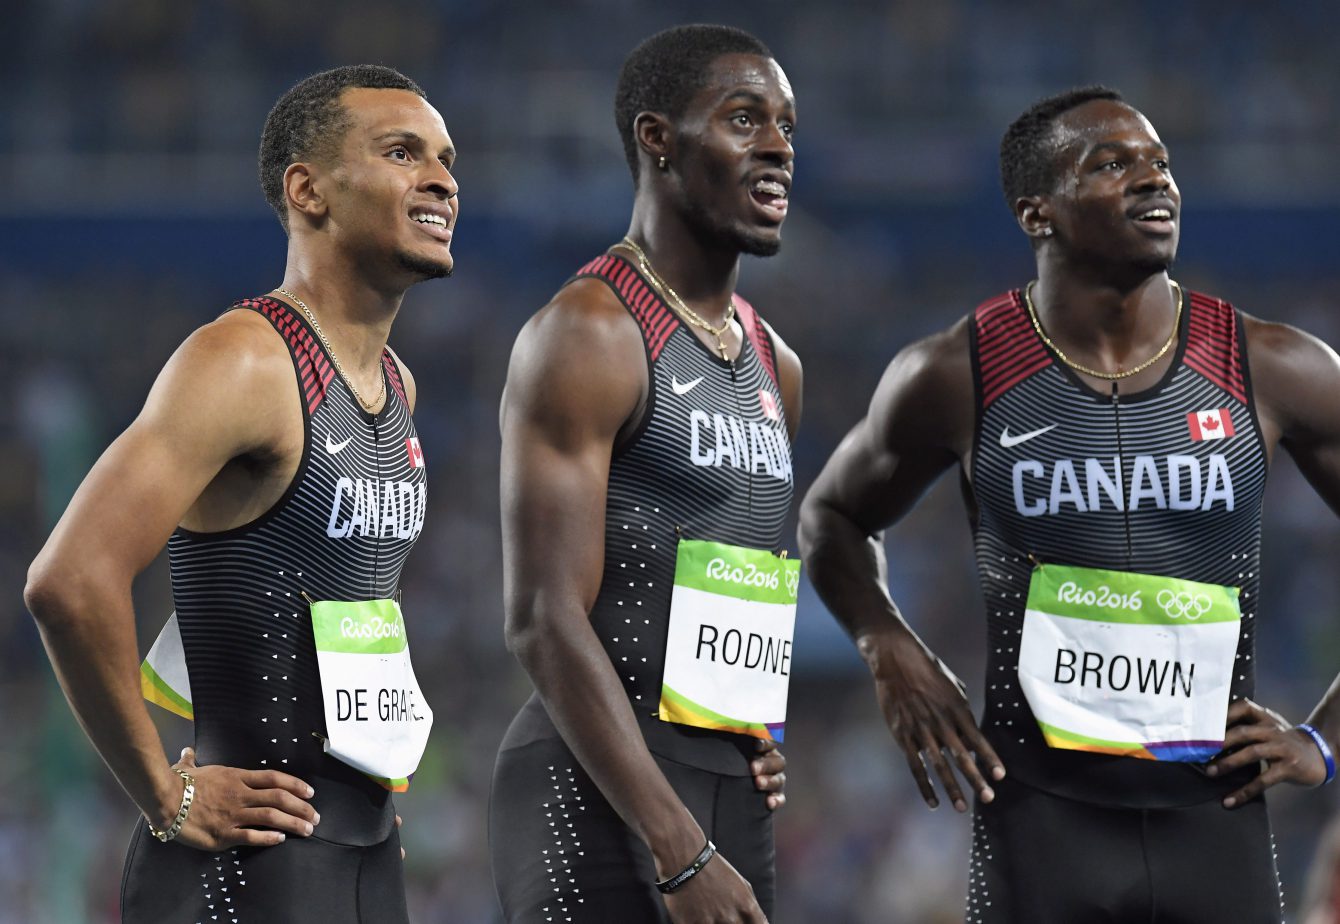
top-left (1155, 589), bottom-right (1212, 620)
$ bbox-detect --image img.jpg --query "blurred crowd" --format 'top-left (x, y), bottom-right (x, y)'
top-left (5, 1), bottom-right (1340, 922)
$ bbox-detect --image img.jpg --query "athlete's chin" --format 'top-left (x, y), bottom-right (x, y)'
top-left (737, 229), bottom-right (782, 258)
top-left (396, 249), bottom-right (453, 280)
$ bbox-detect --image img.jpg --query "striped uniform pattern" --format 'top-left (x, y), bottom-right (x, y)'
top-left (968, 286), bottom-right (1267, 807)
top-left (167, 296), bottom-right (427, 837)
top-left (576, 254), bottom-right (794, 774)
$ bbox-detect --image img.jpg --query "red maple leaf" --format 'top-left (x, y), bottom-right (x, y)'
top-left (1202, 416), bottom-right (1219, 431)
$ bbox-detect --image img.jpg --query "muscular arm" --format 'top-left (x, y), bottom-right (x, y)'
top-left (798, 319), bottom-right (1004, 810)
top-left (24, 313), bottom-right (318, 846)
top-left (1208, 318), bottom-right (1340, 801)
top-left (501, 281), bottom-right (764, 918)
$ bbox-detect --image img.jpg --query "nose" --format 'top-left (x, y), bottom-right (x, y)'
top-left (1130, 157), bottom-right (1170, 194)
top-left (756, 121), bottom-right (793, 165)
top-left (423, 161), bottom-right (459, 201)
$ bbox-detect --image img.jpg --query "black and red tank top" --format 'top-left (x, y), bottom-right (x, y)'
top-left (511, 253), bottom-right (794, 776)
top-left (167, 296), bottom-right (427, 843)
top-left (968, 284), bottom-right (1267, 807)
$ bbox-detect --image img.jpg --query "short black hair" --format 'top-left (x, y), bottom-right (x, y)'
top-left (999, 85), bottom-right (1125, 209)
top-left (614, 24), bottom-right (772, 182)
top-left (259, 65), bottom-right (425, 232)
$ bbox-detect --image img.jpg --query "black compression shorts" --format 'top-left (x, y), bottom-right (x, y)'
top-left (489, 735), bottom-right (775, 923)
top-left (967, 775), bottom-right (1283, 923)
top-left (120, 821), bottom-right (407, 923)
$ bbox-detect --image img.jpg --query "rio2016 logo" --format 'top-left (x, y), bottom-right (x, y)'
top-left (706, 557), bottom-right (780, 592)
top-left (339, 615), bottom-right (403, 640)
top-left (1055, 580), bottom-right (1142, 612)
top-left (783, 569), bottom-right (800, 597)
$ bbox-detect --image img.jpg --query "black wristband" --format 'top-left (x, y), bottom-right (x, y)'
top-left (655, 839), bottom-right (717, 894)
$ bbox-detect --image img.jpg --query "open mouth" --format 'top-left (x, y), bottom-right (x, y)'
top-left (1132, 206), bottom-right (1175, 234)
top-left (410, 209), bottom-right (453, 242)
top-left (749, 178), bottom-right (789, 221)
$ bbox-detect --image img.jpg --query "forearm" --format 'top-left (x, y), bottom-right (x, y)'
top-left (510, 609), bottom-right (705, 875)
top-left (1306, 673), bottom-right (1340, 751)
top-left (28, 583), bottom-right (179, 826)
top-left (799, 497), bottom-right (918, 653)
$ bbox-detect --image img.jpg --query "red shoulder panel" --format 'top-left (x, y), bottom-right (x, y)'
top-left (1182, 290), bottom-right (1246, 405)
top-left (732, 294), bottom-right (778, 388)
top-left (975, 290), bottom-right (1053, 408)
top-left (574, 254), bottom-right (680, 361)
top-left (238, 297), bottom-right (336, 414)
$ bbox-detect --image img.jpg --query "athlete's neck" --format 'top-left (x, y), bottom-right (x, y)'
top-left (279, 255), bottom-right (403, 375)
top-left (1031, 266), bottom-right (1176, 362)
top-left (624, 204), bottom-right (740, 328)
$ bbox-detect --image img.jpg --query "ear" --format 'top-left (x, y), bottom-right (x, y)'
top-left (633, 111), bottom-right (673, 173)
top-left (1015, 194), bottom-right (1054, 243)
top-left (283, 162), bottom-right (328, 226)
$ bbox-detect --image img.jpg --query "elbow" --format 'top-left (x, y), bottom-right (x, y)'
top-left (502, 589), bottom-right (551, 666)
top-left (24, 558), bottom-right (72, 631)
top-left (796, 490), bottom-right (830, 565)
top-left (24, 554), bottom-right (101, 634)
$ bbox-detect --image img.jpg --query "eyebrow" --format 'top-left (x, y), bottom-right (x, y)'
top-left (373, 130), bottom-right (456, 160)
top-left (721, 90), bottom-right (797, 114)
top-left (1087, 140), bottom-right (1167, 158)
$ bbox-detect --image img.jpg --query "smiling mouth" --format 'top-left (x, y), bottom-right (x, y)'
top-left (1135, 208), bottom-right (1173, 223)
top-left (410, 210), bottom-right (453, 241)
top-left (750, 179), bottom-right (789, 220)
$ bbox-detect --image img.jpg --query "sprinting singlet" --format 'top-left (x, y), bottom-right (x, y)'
top-left (502, 253), bottom-right (794, 776)
top-left (968, 286), bottom-right (1267, 808)
top-left (167, 295), bottom-right (428, 844)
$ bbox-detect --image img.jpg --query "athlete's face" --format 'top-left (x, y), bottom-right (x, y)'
top-left (670, 54), bottom-right (796, 256)
top-left (1042, 100), bottom-right (1180, 273)
top-left (324, 88), bottom-right (459, 280)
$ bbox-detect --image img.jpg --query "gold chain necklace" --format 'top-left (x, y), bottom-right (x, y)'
top-left (274, 287), bottom-right (386, 412)
top-left (1023, 279), bottom-right (1183, 381)
top-left (617, 237), bottom-right (736, 360)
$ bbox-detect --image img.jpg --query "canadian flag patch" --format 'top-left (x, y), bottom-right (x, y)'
top-left (1186, 408), bottom-right (1236, 441)
top-left (405, 437), bottom-right (426, 468)
top-left (759, 389), bottom-right (781, 423)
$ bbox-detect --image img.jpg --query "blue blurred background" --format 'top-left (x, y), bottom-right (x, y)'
top-left (5, 1), bottom-right (1340, 921)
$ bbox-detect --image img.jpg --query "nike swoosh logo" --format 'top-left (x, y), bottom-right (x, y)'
top-left (999, 424), bottom-right (1058, 448)
top-left (671, 375), bottom-right (704, 396)
top-left (325, 433), bottom-right (352, 454)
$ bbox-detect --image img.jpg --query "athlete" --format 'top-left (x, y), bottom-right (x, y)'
top-left (24, 65), bottom-right (457, 922)
top-left (491, 24), bottom-right (800, 923)
top-left (799, 86), bottom-right (1340, 922)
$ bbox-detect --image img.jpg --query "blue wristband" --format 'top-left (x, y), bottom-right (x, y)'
top-left (1296, 723), bottom-right (1336, 785)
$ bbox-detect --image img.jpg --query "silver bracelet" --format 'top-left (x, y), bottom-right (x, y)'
top-left (147, 768), bottom-right (196, 842)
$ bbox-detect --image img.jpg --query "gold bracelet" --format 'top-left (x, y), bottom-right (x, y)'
top-left (147, 768), bottom-right (196, 843)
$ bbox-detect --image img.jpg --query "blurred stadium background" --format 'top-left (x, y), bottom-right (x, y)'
top-left (5, 1), bottom-right (1340, 921)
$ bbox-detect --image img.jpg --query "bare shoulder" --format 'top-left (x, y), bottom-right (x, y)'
top-left (867, 316), bottom-right (974, 454)
top-left (143, 309), bottom-right (298, 452)
top-left (504, 277), bottom-right (646, 434)
top-left (178, 308), bottom-right (295, 382)
top-left (1242, 311), bottom-right (1340, 438)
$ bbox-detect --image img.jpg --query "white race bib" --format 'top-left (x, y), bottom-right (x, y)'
top-left (310, 598), bottom-right (433, 787)
top-left (658, 539), bottom-right (798, 742)
top-left (1018, 563), bottom-right (1241, 762)
top-left (140, 599), bottom-right (434, 791)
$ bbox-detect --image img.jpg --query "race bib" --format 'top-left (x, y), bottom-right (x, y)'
top-left (311, 599), bottom-right (433, 788)
top-left (1018, 563), bottom-right (1241, 762)
top-left (141, 599), bottom-right (433, 791)
top-left (141, 612), bottom-right (193, 720)
top-left (658, 539), bottom-right (799, 742)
